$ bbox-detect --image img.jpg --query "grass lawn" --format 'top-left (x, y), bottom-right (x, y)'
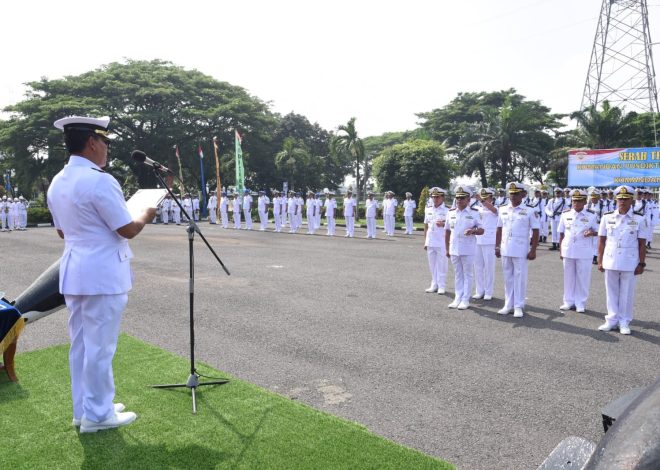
top-left (1, 335), bottom-right (453, 470)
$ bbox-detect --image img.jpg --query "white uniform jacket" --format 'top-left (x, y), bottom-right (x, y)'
top-left (497, 203), bottom-right (540, 258)
top-left (598, 208), bottom-right (647, 271)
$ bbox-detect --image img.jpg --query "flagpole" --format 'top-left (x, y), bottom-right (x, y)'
top-left (213, 136), bottom-right (222, 222)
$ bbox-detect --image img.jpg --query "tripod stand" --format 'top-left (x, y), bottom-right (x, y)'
top-left (150, 168), bottom-right (230, 413)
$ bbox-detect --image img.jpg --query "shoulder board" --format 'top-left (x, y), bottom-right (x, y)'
top-left (604, 210), bottom-right (614, 215)
top-left (633, 210), bottom-right (644, 216)
top-left (562, 208), bottom-right (571, 213)
top-left (91, 168), bottom-right (106, 173)
top-left (470, 207), bottom-right (479, 211)
top-left (448, 208), bottom-right (456, 211)
top-left (586, 208), bottom-right (594, 214)
top-left (526, 203), bottom-right (535, 208)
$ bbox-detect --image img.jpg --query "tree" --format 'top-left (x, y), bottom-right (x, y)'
top-left (570, 101), bottom-right (637, 149)
top-left (372, 140), bottom-right (453, 199)
top-left (0, 59), bottom-right (278, 195)
top-left (275, 137), bottom-right (311, 191)
top-left (331, 117), bottom-right (365, 200)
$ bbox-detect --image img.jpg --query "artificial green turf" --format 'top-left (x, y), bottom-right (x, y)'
top-left (1, 335), bottom-right (453, 470)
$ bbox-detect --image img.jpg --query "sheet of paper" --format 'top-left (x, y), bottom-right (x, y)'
top-left (126, 189), bottom-right (168, 219)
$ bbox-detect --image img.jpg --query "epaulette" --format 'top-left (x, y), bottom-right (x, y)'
top-left (526, 203), bottom-right (535, 208)
top-left (448, 207), bottom-right (456, 211)
top-left (586, 208), bottom-right (594, 214)
top-left (562, 208), bottom-right (571, 213)
top-left (633, 210), bottom-right (644, 216)
top-left (470, 207), bottom-right (479, 211)
top-left (604, 210), bottom-right (614, 215)
top-left (91, 168), bottom-right (106, 173)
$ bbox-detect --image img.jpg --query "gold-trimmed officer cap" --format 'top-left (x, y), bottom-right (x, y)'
top-left (554, 187), bottom-right (563, 193)
top-left (480, 187), bottom-right (495, 197)
top-left (454, 185), bottom-right (471, 198)
top-left (614, 185), bottom-right (634, 199)
top-left (54, 116), bottom-right (111, 138)
top-left (590, 189), bottom-right (601, 197)
top-left (570, 189), bottom-right (588, 200)
top-left (429, 187), bottom-right (445, 197)
top-left (506, 182), bottom-right (525, 194)
top-left (564, 187), bottom-right (571, 193)
top-left (405, 192), bottom-right (412, 197)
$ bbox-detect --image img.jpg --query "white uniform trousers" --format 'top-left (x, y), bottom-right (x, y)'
top-left (66, 293), bottom-right (127, 423)
top-left (426, 246), bottom-right (448, 289)
top-left (233, 210), bottom-right (241, 229)
top-left (326, 216), bottom-right (336, 235)
top-left (0, 212), bottom-right (6, 230)
top-left (539, 217), bottom-right (548, 238)
top-left (501, 256), bottom-right (528, 309)
top-left (562, 257), bottom-right (593, 309)
top-left (280, 212), bottom-right (287, 229)
top-left (315, 213), bottom-right (321, 230)
top-left (387, 215), bottom-right (395, 235)
top-left (604, 270), bottom-right (636, 327)
top-left (20, 210), bottom-right (27, 229)
top-left (306, 213), bottom-right (316, 234)
top-left (366, 217), bottom-right (376, 238)
top-left (345, 216), bottom-right (355, 237)
top-left (274, 212), bottom-right (282, 232)
top-left (243, 208), bottom-right (252, 229)
top-left (474, 244), bottom-right (496, 297)
top-left (173, 211), bottom-right (181, 225)
top-left (591, 236), bottom-right (599, 257)
top-left (550, 218), bottom-right (560, 243)
top-left (404, 216), bottom-right (414, 234)
top-left (161, 209), bottom-right (169, 224)
top-left (258, 210), bottom-right (268, 230)
top-left (8, 212), bottom-right (16, 230)
top-left (288, 213), bottom-right (297, 232)
top-left (209, 208), bottom-right (217, 224)
top-left (451, 254), bottom-right (475, 303)
top-left (220, 210), bottom-right (229, 228)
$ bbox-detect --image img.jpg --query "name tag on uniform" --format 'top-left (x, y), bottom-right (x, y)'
top-left (466, 216), bottom-right (473, 220)
top-left (502, 212), bottom-right (508, 216)
top-left (519, 210), bottom-right (527, 215)
top-left (628, 220), bottom-right (638, 226)
top-left (580, 218), bottom-right (588, 223)
top-left (607, 219), bottom-right (615, 225)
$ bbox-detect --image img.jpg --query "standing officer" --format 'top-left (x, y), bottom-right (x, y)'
top-left (558, 189), bottom-right (599, 313)
top-left (243, 189), bottom-right (253, 230)
top-left (306, 191), bottom-right (317, 235)
top-left (0, 195), bottom-right (8, 231)
top-left (343, 190), bottom-right (357, 237)
top-left (597, 185), bottom-right (648, 335)
top-left (587, 189), bottom-right (606, 264)
top-left (423, 187), bottom-right (449, 294)
top-left (257, 190), bottom-right (270, 231)
top-left (192, 194), bottom-right (200, 221)
top-left (495, 188), bottom-right (508, 207)
top-left (403, 192), bottom-right (417, 235)
top-left (364, 191), bottom-right (379, 239)
top-left (545, 188), bottom-right (566, 250)
top-left (207, 191), bottom-right (217, 224)
top-left (219, 191), bottom-right (229, 228)
top-left (231, 192), bottom-right (242, 229)
top-left (272, 190), bottom-right (283, 232)
top-left (160, 195), bottom-right (171, 225)
top-left (539, 188), bottom-right (549, 243)
top-left (445, 186), bottom-right (484, 309)
top-left (473, 188), bottom-right (498, 301)
top-left (495, 182), bottom-right (540, 318)
top-left (324, 191), bottom-right (337, 236)
top-left (48, 116), bottom-right (155, 433)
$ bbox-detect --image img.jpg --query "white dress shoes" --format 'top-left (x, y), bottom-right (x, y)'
top-left (483, 295), bottom-right (492, 301)
top-left (425, 286), bottom-right (438, 293)
top-left (73, 403), bottom-right (125, 427)
top-left (598, 323), bottom-right (616, 331)
top-left (576, 306), bottom-right (585, 313)
top-left (79, 410), bottom-right (137, 433)
top-left (472, 294), bottom-right (484, 300)
top-left (447, 300), bottom-right (460, 309)
top-left (437, 288), bottom-right (446, 295)
top-left (497, 307), bottom-right (511, 315)
top-left (457, 301), bottom-right (470, 310)
top-left (513, 307), bottom-right (524, 318)
top-left (619, 325), bottom-right (631, 335)
top-left (559, 303), bottom-right (573, 311)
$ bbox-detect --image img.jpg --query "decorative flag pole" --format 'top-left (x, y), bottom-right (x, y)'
top-left (235, 130), bottom-right (245, 197)
top-left (198, 144), bottom-right (208, 218)
top-left (213, 136), bottom-right (222, 221)
top-left (174, 145), bottom-right (186, 196)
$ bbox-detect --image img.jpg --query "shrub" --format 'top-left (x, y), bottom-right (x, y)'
top-left (28, 207), bottom-right (53, 225)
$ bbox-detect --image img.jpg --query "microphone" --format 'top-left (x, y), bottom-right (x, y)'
top-left (131, 150), bottom-right (174, 174)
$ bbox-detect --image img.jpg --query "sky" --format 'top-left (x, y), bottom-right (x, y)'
top-left (3, 0), bottom-right (660, 137)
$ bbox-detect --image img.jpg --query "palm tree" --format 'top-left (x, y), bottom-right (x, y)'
top-left (332, 117), bottom-right (365, 201)
top-left (570, 101), bottom-right (636, 149)
top-left (275, 137), bottom-right (310, 191)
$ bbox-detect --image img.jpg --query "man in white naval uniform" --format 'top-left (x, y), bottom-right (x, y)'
top-left (558, 189), bottom-right (600, 313)
top-left (495, 188), bottom-right (508, 207)
top-left (597, 186), bottom-right (648, 335)
top-left (538, 189), bottom-right (549, 243)
top-left (545, 188), bottom-right (566, 251)
top-left (587, 190), bottom-right (607, 264)
top-left (192, 194), bottom-right (200, 221)
top-left (364, 192), bottom-right (379, 239)
top-left (306, 191), bottom-right (317, 235)
top-left (171, 194), bottom-right (182, 225)
top-left (48, 116), bottom-right (155, 433)
top-left (182, 194), bottom-right (193, 221)
top-left (0, 195), bottom-right (8, 231)
top-left (242, 189), bottom-right (253, 230)
top-left (219, 192), bottom-right (229, 228)
top-left (231, 193), bottom-right (242, 229)
top-left (8, 197), bottom-right (17, 231)
top-left (17, 196), bottom-right (28, 230)
top-left (287, 191), bottom-right (299, 233)
top-left (324, 191), bottom-right (337, 236)
top-left (633, 188), bottom-right (653, 247)
top-left (343, 190), bottom-right (357, 237)
top-left (423, 187), bottom-right (449, 295)
top-left (403, 192), bottom-right (416, 235)
top-left (495, 182), bottom-right (540, 318)
top-left (383, 191), bottom-right (397, 236)
top-left (272, 190), bottom-right (283, 232)
top-left (257, 190), bottom-right (270, 231)
top-left (445, 186), bottom-right (484, 309)
top-left (160, 195), bottom-right (171, 224)
top-left (314, 193), bottom-right (323, 231)
top-left (206, 191), bottom-right (217, 224)
top-left (473, 188), bottom-right (498, 301)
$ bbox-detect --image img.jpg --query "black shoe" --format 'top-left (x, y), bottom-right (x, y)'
top-left (549, 243), bottom-right (557, 251)
top-left (593, 256), bottom-right (598, 265)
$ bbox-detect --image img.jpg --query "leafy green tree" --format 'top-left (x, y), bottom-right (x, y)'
top-left (275, 137), bottom-right (311, 191)
top-left (416, 186), bottom-right (429, 220)
top-left (570, 101), bottom-right (637, 149)
top-left (331, 117), bottom-right (365, 200)
top-left (0, 59), bottom-right (277, 196)
top-left (372, 140), bottom-right (453, 199)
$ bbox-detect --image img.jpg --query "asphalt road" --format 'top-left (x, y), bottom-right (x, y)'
top-left (3, 224), bottom-right (659, 470)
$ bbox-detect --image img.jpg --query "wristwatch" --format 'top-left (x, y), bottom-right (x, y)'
top-left (638, 262), bottom-right (646, 267)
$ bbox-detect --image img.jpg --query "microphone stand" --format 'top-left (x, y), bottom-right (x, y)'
top-left (149, 167), bottom-right (230, 414)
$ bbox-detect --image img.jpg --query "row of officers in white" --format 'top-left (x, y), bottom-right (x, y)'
top-left (423, 183), bottom-right (650, 335)
top-left (0, 195), bottom-right (29, 231)
top-left (156, 189), bottom-right (417, 237)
